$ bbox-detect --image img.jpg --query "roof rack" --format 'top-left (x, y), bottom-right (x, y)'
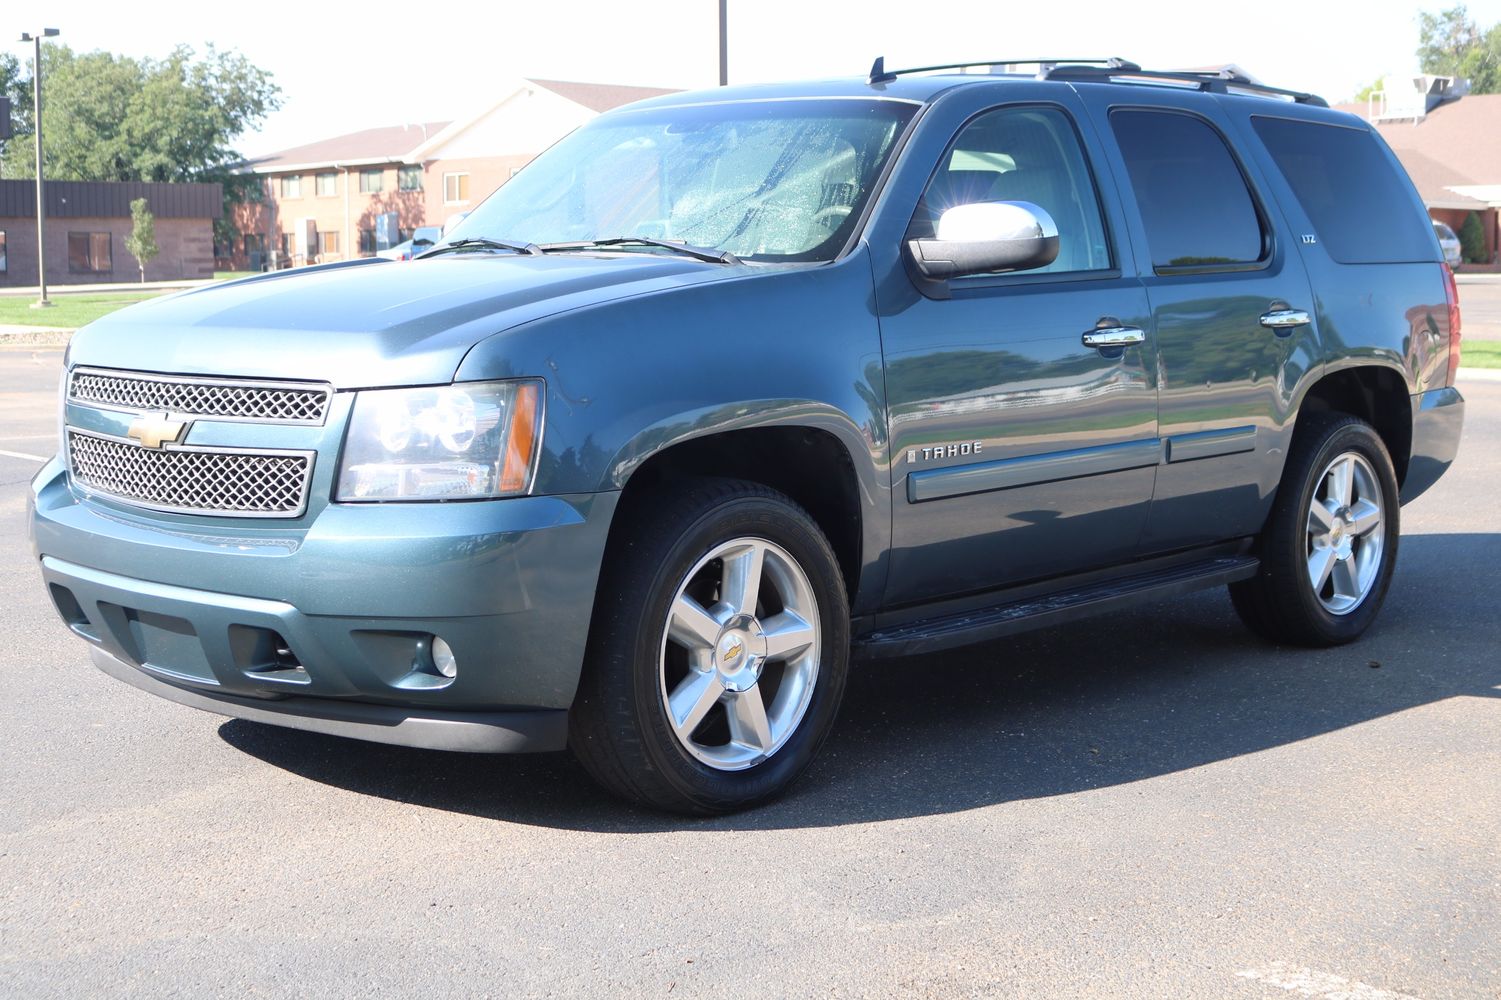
top-left (865, 56), bottom-right (1328, 107)
top-left (1043, 64), bottom-right (1328, 106)
top-left (867, 56), bottom-right (1139, 85)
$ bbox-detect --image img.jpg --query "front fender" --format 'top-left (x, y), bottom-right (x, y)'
top-left (454, 245), bottom-right (892, 613)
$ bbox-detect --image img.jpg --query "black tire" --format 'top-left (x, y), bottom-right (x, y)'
top-left (569, 478), bottom-right (850, 815)
top-left (1230, 413), bottom-right (1400, 646)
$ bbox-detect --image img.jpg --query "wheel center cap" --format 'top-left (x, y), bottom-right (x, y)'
top-left (715, 615), bottom-right (768, 692)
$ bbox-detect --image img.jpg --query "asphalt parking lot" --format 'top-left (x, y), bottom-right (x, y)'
top-left (1, 347), bottom-right (1497, 999)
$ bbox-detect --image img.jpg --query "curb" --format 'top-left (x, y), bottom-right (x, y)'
top-left (0, 329), bottom-right (73, 348)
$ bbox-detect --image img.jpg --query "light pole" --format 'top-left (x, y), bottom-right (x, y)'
top-left (718, 0), bottom-right (728, 86)
top-left (19, 28), bottom-right (59, 309)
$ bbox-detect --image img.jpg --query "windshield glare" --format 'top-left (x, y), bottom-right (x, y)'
top-left (446, 99), bottom-right (916, 262)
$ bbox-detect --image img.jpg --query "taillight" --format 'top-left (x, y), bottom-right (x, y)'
top-left (1442, 262), bottom-right (1462, 386)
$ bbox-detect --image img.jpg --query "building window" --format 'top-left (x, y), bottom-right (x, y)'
top-left (359, 169), bottom-right (384, 193)
top-left (359, 229), bottom-right (377, 254)
top-left (316, 172), bottom-right (337, 197)
top-left (281, 174), bottom-right (302, 198)
top-left (317, 231), bottom-right (340, 257)
top-left (444, 172), bottom-right (470, 203)
top-left (280, 233), bottom-right (291, 259)
top-left (398, 165), bottom-right (423, 191)
top-left (68, 232), bottom-right (113, 273)
top-left (0, 231), bottom-right (6, 273)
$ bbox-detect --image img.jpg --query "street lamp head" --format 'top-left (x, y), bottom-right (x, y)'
top-left (19, 29), bottom-right (60, 42)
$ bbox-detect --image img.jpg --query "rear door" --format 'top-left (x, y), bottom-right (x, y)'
top-left (872, 88), bottom-right (1159, 608)
top-left (1078, 90), bottom-right (1322, 552)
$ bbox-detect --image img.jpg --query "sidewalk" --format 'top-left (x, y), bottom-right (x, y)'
top-left (0, 278), bottom-right (216, 298)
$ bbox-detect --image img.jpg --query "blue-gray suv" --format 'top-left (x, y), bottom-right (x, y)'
top-left (29, 59), bottom-right (1466, 813)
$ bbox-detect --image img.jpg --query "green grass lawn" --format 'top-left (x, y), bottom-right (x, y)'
top-left (214, 271), bottom-right (259, 281)
top-left (1462, 340), bottom-right (1501, 368)
top-left (0, 293), bottom-right (164, 329)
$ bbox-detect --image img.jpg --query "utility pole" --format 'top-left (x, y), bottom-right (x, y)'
top-left (19, 29), bottom-right (59, 309)
top-left (718, 0), bottom-right (728, 86)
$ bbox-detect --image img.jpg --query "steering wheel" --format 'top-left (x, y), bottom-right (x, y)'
top-left (812, 204), bottom-right (853, 228)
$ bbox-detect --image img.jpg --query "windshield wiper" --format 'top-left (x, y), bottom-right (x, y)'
top-left (418, 237), bottom-right (543, 259)
top-left (541, 236), bottom-right (740, 265)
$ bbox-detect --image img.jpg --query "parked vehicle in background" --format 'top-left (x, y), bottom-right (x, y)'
top-left (375, 238), bottom-right (415, 261)
top-left (376, 226), bottom-right (445, 262)
top-left (1433, 219), bottom-right (1462, 267)
top-left (31, 58), bottom-right (1465, 815)
top-left (411, 225), bottom-right (443, 257)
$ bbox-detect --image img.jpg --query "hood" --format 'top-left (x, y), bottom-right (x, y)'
top-left (68, 254), bottom-right (747, 388)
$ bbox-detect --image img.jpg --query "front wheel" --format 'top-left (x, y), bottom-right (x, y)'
top-left (569, 479), bottom-right (850, 814)
top-left (1231, 413), bottom-right (1400, 646)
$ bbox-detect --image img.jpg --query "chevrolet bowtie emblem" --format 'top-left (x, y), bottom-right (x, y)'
top-left (126, 412), bottom-right (188, 449)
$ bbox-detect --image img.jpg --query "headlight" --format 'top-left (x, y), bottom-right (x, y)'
top-left (336, 380), bottom-right (543, 501)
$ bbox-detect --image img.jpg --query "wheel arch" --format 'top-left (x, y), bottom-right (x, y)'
top-left (1292, 363), bottom-right (1413, 487)
top-left (604, 417), bottom-right (877, 614)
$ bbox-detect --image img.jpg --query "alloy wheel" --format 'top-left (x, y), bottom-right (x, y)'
top-left (658, 537), bottom-right (821, 771)
top-left (1305, 451), bottom-right (1386, 615)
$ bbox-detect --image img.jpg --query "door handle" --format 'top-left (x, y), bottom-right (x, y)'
top-left (1259, 308), bottom-right (1311, 330)
top-left (1081, 325), bottom-right (1146, 349)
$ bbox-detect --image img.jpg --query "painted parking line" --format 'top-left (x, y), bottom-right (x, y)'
top-left (0, 447), bottom-right (47, 462)
top-left (1236, 963), bottom-right (1422, 999)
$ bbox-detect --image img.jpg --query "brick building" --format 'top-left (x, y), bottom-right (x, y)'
top-left (231, 79), bottom-right (677, 270)
top-left (0, 179), bottom-right (219, 287)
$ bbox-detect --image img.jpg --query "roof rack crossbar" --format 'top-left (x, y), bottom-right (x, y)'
top-left (868, 56), bottom-right (1138, 85)
top-left (1042, 65), bottom-right (1329, 107)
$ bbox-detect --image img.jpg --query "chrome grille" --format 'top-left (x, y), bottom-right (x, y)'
top-left (69, 367), bottom-right (331, 424)
top-left (67, 431), bottom-right (313, 518)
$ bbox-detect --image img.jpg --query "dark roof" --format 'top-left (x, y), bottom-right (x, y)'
top-left (1385, 149), bottom-right (1488, 210)
top-left (525, 78), bottom-right (681, 112)
top-left (243, 122), bottom-right (450, 173)
top-left (0, 179), bottom-right (222, 219)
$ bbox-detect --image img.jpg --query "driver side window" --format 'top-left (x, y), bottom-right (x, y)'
top-left (913, 105), bottom-right (1113, 274)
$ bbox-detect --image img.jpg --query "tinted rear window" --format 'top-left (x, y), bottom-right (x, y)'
top-left (1110, 110), bottom-right (1265, 270)
top-left (1251, 116), bottom-right (1436, 264)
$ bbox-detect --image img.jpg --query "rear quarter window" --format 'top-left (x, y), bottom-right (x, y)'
top-left (1251, 116), bottom-right (1437, 264)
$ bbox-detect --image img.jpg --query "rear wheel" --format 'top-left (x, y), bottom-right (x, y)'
top-left (1231, 414), bottom-right (1400, 646)
top-left (569, 479), bottom-right (849, 814)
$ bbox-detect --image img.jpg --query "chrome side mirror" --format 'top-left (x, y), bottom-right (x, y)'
top-left (907, 201), bottom-right (1060, 279)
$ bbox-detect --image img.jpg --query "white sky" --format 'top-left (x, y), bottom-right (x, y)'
top-left (9, 0), bottom-right (1501, 156)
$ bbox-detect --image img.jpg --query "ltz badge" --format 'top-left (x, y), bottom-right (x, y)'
top-left (907, 441), bottom-right (983, 464)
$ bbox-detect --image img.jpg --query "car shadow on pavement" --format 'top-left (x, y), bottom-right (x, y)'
top-left (218, 531), bottom-right (1501, 832)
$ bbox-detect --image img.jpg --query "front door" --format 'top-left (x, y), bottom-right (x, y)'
top-left (874, 97), bottom-right (1159, 608)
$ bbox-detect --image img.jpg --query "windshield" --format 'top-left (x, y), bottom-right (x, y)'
top-left (445, 99), bottom-right (916, 262)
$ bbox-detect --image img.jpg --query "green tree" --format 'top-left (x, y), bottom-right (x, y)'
top-left (0, 44), bottom-right (279, 234)
top-left (1352, 77), bottom-right (1385, 102)
top-left (125, 197), bottom-right (159, 282)
top-left (0, 53), bottom-right (34, 172)
top-left (1459, 210), bottom-right (1487, 263)
top-left (1418, 5), bottom-right (1501, 93)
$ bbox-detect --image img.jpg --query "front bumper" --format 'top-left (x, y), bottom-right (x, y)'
top-left (1400, 385), bottom-right (1465, 504)
top-left (31, 457), bottom-right (619, 748)
top-left (90, 644), bottom-right (566, 752)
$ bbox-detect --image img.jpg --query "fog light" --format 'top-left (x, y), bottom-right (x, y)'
top-left (431, 637), bottom-right (458, 678)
